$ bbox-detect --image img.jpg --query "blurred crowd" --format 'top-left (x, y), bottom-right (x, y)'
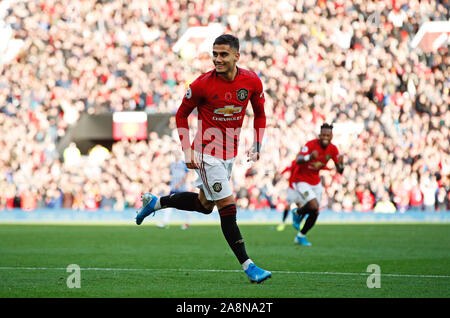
top-left (0, 0), bottom-right (449, 213)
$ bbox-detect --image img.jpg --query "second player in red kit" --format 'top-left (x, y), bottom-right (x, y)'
top-left (291, 123), bottom-right (344, 246)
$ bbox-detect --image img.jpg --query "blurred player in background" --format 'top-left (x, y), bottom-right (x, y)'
top-left (157, 152), bottom-right (191, 230)
top-left (276, 159), bottom-right (300, 231)
top-left (291, 123), bottom-right (344, 246)
top-left (136, 34), bottom-right (271, 283)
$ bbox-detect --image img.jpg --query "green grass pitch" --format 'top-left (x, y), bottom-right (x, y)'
top-left (0, 223), bottom-right (449, 298)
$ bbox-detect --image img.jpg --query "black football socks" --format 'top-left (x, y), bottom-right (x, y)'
top-left (159, 192), bottom-right (212, 214)
top-left (219, 204), bottom-right (250, 265)
top-left (300, 211), bottom-right (318, 235)
top-left (160, 195), bottom-right (250, 266)
top-left (282, 208), bottom-right (289, 222)
top-left (296, 204), bottom-right (310, 217)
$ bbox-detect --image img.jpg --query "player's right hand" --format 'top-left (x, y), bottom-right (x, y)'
top-left (311, 150), bottom-right (319, 159)
top-left (246, 144), bottom-right (261, 162)
top-left (183, 148), bottom-right (200, 169)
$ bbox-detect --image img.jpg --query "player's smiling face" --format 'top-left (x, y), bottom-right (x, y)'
top-left (212, 44), bottom-right (239, 75)
top-left (319, 128), bottom-right (333, 148)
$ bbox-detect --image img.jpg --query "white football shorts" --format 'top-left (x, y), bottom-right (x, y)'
top-left (193, 151), bottom-right (235, 201)
top-left (286, 187), bottom-right (300, 206)
top-left (292, 182), bottom-right (323, 207)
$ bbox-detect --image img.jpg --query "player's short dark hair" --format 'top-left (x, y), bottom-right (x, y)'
top-left (320, 123), bottom-right (334, 131)
top-left (213, 34), bottom-right (239, 51)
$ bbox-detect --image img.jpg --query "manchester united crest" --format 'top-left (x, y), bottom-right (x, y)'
top-left (212, 182), bottom-right (222, 192)
top-left (236, 88), bottom-right (249, 101)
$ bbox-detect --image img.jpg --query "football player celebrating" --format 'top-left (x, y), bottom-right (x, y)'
top-left (291, 123), bottom-right (344, 246)
top-left (135, 34), bottom-right (271, 283)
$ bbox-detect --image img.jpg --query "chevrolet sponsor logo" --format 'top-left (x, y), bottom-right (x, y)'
top-left (213, 105), bottom-right (243, 117)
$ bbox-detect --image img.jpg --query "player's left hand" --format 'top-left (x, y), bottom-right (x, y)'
top-left (337, 154), bottom-right (344, 164)
top-left (246, 144), bottom-right (260, 162)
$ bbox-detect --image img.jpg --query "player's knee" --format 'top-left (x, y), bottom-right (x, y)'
top-left (200, 200), bottom-right (215, 214)
top-left (310, 208), bottom-right (319, 216)
top-left (202, 206), bottom-right (214, 214)
top-left (308, 200), bottom-right (320, 215)
top-left (197, 191), bottom-right (213, 213)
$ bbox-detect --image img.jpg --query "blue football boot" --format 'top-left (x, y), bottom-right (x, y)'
top-left (294, 234), bottom-right (312, 246)
top-left (135, 193), bottom-right (158, 225)
top-left (292, 208), bottom-right (303, 230)
top-left (245, 263), bottom-right (272, 284)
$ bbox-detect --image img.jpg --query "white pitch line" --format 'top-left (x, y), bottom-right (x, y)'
top-left (0, 266), bottom-right (449, 279)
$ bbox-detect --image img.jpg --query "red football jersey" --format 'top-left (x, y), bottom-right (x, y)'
top-left (291, 139), bottom-right (339, 186)
top-left (176, 67), bottom-right (266, 159)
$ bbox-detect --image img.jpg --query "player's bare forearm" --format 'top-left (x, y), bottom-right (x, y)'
top-left (183, 148), bottom-right (199, 169)
top-left (249, 111), bottom-right (264, 163)
top-left (336, 154), bottom-right (344, 174)
top-left (247, 141), bottom-right (261, 162)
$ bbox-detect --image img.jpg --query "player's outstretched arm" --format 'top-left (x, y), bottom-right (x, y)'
top-left (249, 77), bottom-right (266, 163)
top-left (176, 93), bottom-right (197, 169)
top-left (246, 142), bottom-right (261, 162)
top-left (183, 148), bottom-right (200, 169)
top-left (335, 154), bottom-right (344, 174)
